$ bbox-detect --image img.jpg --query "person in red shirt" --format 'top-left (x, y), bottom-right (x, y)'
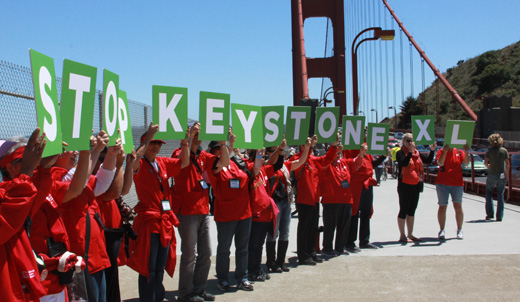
top-left (435, 143), bottom-right (470, 240)
top-left (292, 134), bottom-right (339, 265)
top-left (170, 123), bottom-right (221, 302)
top-left (264, 138), bottom-right (311, 273)
top-left (319, 144), bottom-right (354, 256)
top-left (50, 131), bottom-right (118, 302)
top-left (0, 128), bottom-right (48, 302)
top-left (343, 143), bottom-right (389, 252)
top-left (396, 133), bottom-right (435, 243)
top-left (127, 123), bottom-right (190, 302)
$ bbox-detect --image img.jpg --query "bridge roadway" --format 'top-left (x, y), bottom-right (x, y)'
top-left (120, 177), bottom-right (520, 301)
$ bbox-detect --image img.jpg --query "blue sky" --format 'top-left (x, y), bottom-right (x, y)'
top-left (2, 0), bottom-right (519, 123)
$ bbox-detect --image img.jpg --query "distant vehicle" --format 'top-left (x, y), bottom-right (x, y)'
top-left (436, 138), bottom-right (444, 146)
top-left (388, 138), bottom-right (398, 146)
top-left (422, 150), bottom-right (439, 173)
top-left (461, 154), bottom-right (488, 176)
top-left (416, 145), bottom-right (427, 151)
top-left (475, 148), bottom-right (488, 154)
top-left (394, 132), bottom-right (403, 139)
top-left (510, 154), bottom-right (520, 187)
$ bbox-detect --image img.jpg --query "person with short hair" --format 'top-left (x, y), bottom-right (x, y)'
top-left (484, 133), bottom-right (510, 221)
top-left (435, 143), bottom-right (470, 240)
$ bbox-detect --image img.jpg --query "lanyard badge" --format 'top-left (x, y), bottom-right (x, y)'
top-left (161, 199), bottom-right (172, 212)
top-left (229, 179), bottom-right (240, 189)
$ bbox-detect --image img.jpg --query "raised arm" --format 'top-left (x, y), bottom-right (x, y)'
top-left (463, 144), bottom-right (471, 165)
top-left (89, 130), bottom-right (109, 176)
top-left (288, 137), bottom-right (312, 171)
top-left (121, 150), bottom-right (136, 196)
top-left (179, 126), bottom-right (191, 169)
top-left (267, 137), bottom-right (286, 166)
top-left (102, 143), bottom-right (125, 201)
top-left (133, 123), bottom-right (159, 172)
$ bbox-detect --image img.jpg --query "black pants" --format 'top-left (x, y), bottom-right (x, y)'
top-left (347, 186), bottom-right (374, 246)
top-left (397, 182), bottom-right (421, 219)
top-left (104, 228), bottom-right (124, 302)
top-left (248, 221), bottom-right (270, 275)
top-left (296, 203), bottom-right (320, 261)
top-left (322, 203), bottom-right (352, 253)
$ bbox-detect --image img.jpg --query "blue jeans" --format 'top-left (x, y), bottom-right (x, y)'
top-left (215, 217), bottom-right (252, 283)
top-left (485, 174), bottom-right (506, 220)
top-left (266, 200), bottom-right (291, 242)
top-left (177, 214), bottom-right (212, 297)
top-left (138, 233), bottom-right (169, 302)
top-left (85, 269), bottom-right (106, 302)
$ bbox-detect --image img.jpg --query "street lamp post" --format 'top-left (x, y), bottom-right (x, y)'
top-left (388, 106), bottom-right (397, 129)
top-left (370, 108), bottom-right (378, 123)
top-left (352, 27), bottom-right (395, 116)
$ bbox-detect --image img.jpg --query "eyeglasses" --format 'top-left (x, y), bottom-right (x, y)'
top-left (150, 141), bottom-right (163, 146)
top-left (405, 139), bottom-right (413, 143)
top-left (211, 146), bottom-right (221, 151)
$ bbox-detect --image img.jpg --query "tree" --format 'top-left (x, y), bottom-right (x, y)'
top-left (398, 96), bottom-right (424, 129)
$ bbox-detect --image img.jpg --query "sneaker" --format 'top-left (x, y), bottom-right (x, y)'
top-left (196, 291), bottom-right (215, 302)
top-left (438, 229), bottom-right (445, 240)
top-left (237, 280), bottom-right (254, 291)
top-left (457, 229), bottom-right (464, 240)
top-left (259, 269), bottom-right (270, 280)
top-left (217, 281), bottom-right (231, 292)
top-left (178, 293), bottom-right (204, 302)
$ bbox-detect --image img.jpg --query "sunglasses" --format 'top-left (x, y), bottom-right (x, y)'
top-left (150, 141), bottom-right (163, 146)
top-left (405, 139), bottom-right (413, 143)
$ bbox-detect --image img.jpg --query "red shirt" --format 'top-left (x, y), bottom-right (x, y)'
top-left (170, 149), bottom-right (216, 215)
top-left (207, 160), bottom-right (252, 222)
top-left (292, 146), bottom-right (338, 206)
top-left (0, 174), bottom-right (46, 302)
top-left (53, 172), bottom-right (111, 274)
top-left (97, 196), bottom-right (122, 230)
top-left (250, 166), bottom-right (277, 222)
top-left (435, 148), bottom-right (465, 187)
top-left (127, 156), bottom-right (182, 278)
top-left (319, 158), bottom-right (353, 204)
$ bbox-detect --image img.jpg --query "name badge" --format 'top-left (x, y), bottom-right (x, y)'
top-left (229, 179), bottom-right (240, 189)
top-left (161, 199), bottom-right (171, 212)
top-left (199, 179), bottom-right (209, 190)
top-left (340, 180), bottom-right (350, 188)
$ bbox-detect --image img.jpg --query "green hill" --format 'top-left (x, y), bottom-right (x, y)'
top-left (414, 40), bottom-right (520, 126)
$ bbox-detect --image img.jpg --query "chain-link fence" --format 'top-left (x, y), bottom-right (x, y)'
top-left (0, 60), bottom-right (186, 207)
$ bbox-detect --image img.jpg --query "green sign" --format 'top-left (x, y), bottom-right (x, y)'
top-left (231, 104), bottom-right (263, 149)
top-left (342, 115), bottom-right (365, 150)
top-left (367, 123), bottom-right (389, 155)
top-left (262, 106), bottom-right (284, 148)
top-left (152, 86), bottom-right (188, 140)
top-left (61, 59), bottom-right (97, 151)
top-left (199, 91), bottom-right (230, 141)
top-left (315, 107), bottom-right (339, 144)
top-left (412, 115), bottom-right (435, 145)
top-left (118, 90), bottom-right (134, 154)
top-left (285, 106), bottom-right (311, 146)
top-left (103, 69), bottom-right (120, 146)
top-left (444, 120), bottom-right (475, 149)
top-left (29, 49), bottom-right (63, 157)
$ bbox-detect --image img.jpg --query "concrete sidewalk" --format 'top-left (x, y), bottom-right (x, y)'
top-left (121, 177), bottom-right (520, 301)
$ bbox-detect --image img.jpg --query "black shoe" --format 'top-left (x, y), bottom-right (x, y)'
top-left (345, 244), bottom-right (361, 253)
top-left (217, 280), bottom-right (231, 292)
top-left (497, 217), bottom-right (502, 221)
top-left (196, 291), bottom-right (215, 302)
top-left (266, 262), bottom-right (282, 273)
top-left (178, 293), bottom-right (204, 302)
top-left (259, 269), bottom-right (270, 280)
top-left (360, 242), bottom-right (378, 249)
top-left (248, 273), bottom-right (265, 282)
top-left (278, 262), bottom-right (290, 272)
top-left (299, 258), bottom-right (317, 266)
top-left (486, 216), bottom-right (493, 220)
top-left (337, 249), bottom-right (350, 255)
top-left (321, 250), bottom-right (337, 257)
top-left (312, 255), bottom-right (323, 263)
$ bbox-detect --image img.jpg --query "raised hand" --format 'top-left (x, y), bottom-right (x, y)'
top-left (20, 128), bottom-right (46, 177)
